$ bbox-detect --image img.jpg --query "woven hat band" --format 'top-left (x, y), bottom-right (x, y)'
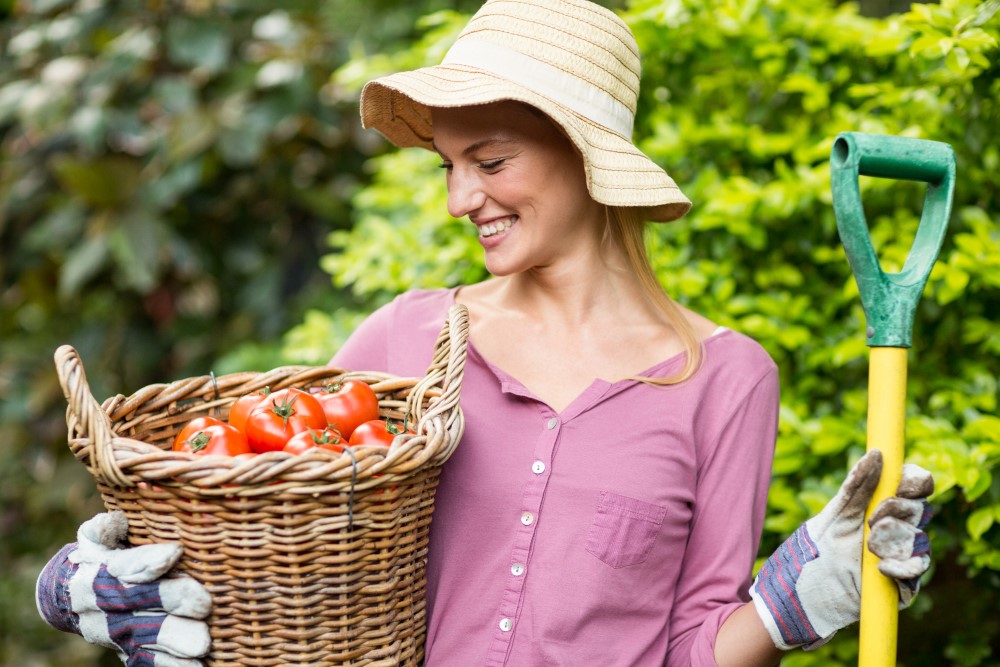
top-left (442, 39), bottom-right (635, 138)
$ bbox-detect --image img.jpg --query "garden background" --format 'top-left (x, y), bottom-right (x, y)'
top-left (1, 0), bottom-right (998, 664)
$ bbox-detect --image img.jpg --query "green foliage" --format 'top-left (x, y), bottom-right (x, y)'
top-left (327, 0), bottom-right (1000, 664)
top-left (2, 0), bottom-right (997, 664)
top-left (0, 0), bottom-right (481, 664)
top-left (323, 149), bottom-right (485, 300)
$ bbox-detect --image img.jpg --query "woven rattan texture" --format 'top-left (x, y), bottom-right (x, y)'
top-left (56, 305), bottom-right (469, 667)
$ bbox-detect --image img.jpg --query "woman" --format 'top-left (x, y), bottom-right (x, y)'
top-left (36, 1), bottom-right (933, 665)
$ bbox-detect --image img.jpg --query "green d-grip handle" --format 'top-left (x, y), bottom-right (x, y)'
top-left (831, 132), bottom-right (956, 347)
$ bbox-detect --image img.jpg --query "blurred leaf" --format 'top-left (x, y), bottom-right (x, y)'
top-left (970, 0), bottom-right (1000, 27)
top-left (58, 233), bottom-right (109, 298)
top-left (165, 111), bottom-right (217, 162)
top-left (165, 18), bottom-right (232, 73)
top-left (48, 156), bottom-right (142, 209)
top-left (281, 308), bottom-right (369, 366)
top-left (969, 506), bottom-right (996, 541)
top-left (107, 210), bottom-right (167, 294)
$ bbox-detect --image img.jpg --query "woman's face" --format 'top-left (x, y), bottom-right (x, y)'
top-left (431, 102), bottom-right (604, 277)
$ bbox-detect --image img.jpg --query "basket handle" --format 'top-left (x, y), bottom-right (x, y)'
top-left (54, 345), bottom-right (132, 487)
top-left (435, 303), bottom-right (470, 395)
top-left (405, 303), bottom-right (470, 434)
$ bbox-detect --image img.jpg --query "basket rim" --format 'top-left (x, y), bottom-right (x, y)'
top-left (57, 305), bottom-right (470, 491)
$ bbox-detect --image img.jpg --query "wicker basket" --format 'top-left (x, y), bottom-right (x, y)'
top-left (55, 304), bottom-right (469, 667)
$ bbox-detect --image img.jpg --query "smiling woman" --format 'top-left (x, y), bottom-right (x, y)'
top-left (431, 103), bottom-right (604, 275)
top-left (425, 99), bottom-right (713, 409)
top-left (329, 1), bottom-right (931, 665)
top-left (34, 0), bottom-right (936, 665)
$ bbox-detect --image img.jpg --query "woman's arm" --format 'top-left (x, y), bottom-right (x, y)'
top-left (713, 451), bottom-right (882, 666)
top-left (714, 603), bottom-right (783, 666)
top-left (664, 349), bottom-right (781, 665)
top-left (727, 451), bottom-right (934, 664)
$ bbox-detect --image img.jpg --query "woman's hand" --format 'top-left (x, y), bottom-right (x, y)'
top-left (36, 511), bottom-right (212, 666)
top-left (748, 450), bottom-right (933, 650)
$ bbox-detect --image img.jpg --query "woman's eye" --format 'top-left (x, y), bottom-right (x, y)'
top-left (478, 159), bottom-right (505, 170)
top-left (438, 162), bottom-right (453, 171)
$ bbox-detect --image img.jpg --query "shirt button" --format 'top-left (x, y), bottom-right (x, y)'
top-left (511, 562), bottom-right (525, 576)
top-left (520, 511), bottom-right (534, 526)
top-left (546, 417), bottom-right (558, 429)
top-left (499, 617), bottom-right (513, 632)
top-left (531, 460), bottom-right (546, 474)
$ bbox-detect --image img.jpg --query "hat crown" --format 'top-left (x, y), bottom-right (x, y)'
top-left (451, 0), bottom-right (641, 127)
top-left (358, 0), bottom-right (691, 221)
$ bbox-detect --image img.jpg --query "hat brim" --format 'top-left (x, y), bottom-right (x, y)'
top-left (360, 64), bottom-right (691, 223)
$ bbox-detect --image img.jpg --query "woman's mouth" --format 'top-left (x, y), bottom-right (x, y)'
top-left (478, 216), bottom-right (517, 238)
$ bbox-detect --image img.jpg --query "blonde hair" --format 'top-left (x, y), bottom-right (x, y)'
top-left (603, 206), bottom-right (703, 385)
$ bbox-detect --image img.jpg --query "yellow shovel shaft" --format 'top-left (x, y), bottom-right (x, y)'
top-left (859, 347), bottom-right (908, 667)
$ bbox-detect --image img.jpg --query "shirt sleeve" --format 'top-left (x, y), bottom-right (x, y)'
top-left (666, 366), bottom-right (780, 667)
top-left (330, 289), bottom-right (451, 377)
top-left (329, 300), bottom-right (396, 373)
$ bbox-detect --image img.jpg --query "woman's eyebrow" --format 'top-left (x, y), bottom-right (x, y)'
top-left (432, 136), bottom-right (517, 159)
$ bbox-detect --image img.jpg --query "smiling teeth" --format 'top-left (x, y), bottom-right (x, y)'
top-left (479, 218), bottom-right (515, 238)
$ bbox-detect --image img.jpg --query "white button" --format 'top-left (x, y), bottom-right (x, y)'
top-left (511, 562), bottom-right (525, 576)
top-left (546, 418), bottom-right (558, 429)
top-left (520, 511), bottom-right (534, 526)
top-left (499, 617), bottom-right (513, 632)
top-left (531, 460), bottom-right (546, 474)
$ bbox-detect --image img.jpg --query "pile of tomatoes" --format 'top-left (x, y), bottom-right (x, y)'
top-left (171, 380), bottom-right (409, 458)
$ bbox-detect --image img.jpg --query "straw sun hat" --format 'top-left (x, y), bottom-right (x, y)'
top-left (359, 0), bottom-right (691, 222)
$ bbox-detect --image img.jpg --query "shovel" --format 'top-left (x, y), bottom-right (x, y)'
top-left (830, 131), bottom-right (955, 667)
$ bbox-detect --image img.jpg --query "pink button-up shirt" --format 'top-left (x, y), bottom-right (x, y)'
top-left (333, 288), bottom-right (779, 667)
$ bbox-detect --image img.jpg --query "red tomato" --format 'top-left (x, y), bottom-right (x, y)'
top-left (173, 417), bottom-right (223, 450)
top-left (228, 388), bottom-right (270, 433)
top-left (172, 417), bottom-right (251, 456)
top-left (314, 381), bottom-right (379, 440)
top-left (348, 419), bottom-right (410, 448)
top-left (283, 427), bottom-right (346, 455)
top-left (245, 388), bottom-right (328, 453)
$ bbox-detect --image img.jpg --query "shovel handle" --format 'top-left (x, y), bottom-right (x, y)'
top-left (859, 347), bottom-right (908, 667)
top-left (830, 132), bottom-right (955, 348)
top-left (831, 133), bottom-right (956, 667)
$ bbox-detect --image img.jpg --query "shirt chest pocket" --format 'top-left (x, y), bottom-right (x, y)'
top-left (585, 491), bottom-right (667, 569)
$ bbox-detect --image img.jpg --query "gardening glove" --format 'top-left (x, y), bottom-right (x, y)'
top-left (35, 511), bottom-right (212, 667)
top-left (749, 449), bottom-right (934, 650)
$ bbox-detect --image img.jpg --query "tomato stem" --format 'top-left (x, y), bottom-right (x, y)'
top-left (270, 393), bottom-right (298, 426)
top-left (308, 427), bottom-right (342, 445)
top-left (189, 431), bottom-right (210, 452)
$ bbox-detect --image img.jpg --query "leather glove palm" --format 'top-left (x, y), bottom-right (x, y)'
top-left (36, 511), bottom-right (212, 667)
top-left (749, 449), bottom-right (933, 650)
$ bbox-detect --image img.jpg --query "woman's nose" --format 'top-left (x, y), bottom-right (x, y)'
top-left (446, 169), bottom-right (487, 219)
